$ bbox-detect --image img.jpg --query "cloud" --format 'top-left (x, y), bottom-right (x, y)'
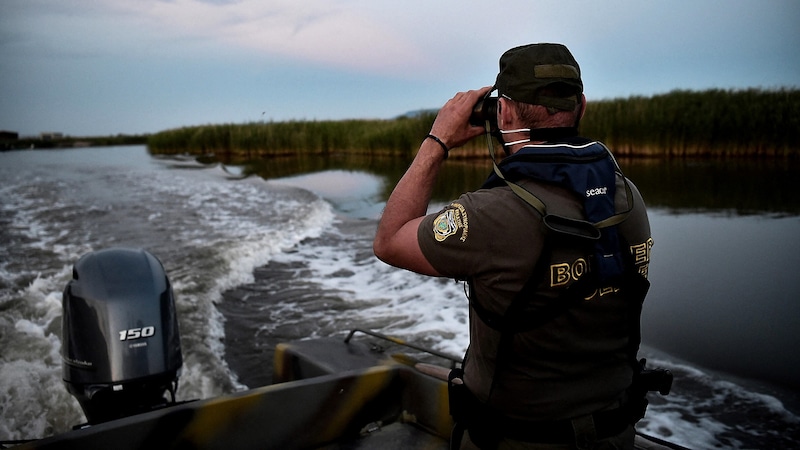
top-left (98, 0), bottom-right (433, 76)
top-left (2, 0), bottom-right (797, 136)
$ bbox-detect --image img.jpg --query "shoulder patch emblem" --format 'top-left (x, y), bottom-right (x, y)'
top-left (433, 203), bottom-right (469, 242)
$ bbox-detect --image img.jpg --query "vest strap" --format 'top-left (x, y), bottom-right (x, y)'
top-left (486, 130), bottom-right (635, 230)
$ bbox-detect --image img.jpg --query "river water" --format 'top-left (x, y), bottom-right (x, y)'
top-left (1, 145), bottom-right (798, 448)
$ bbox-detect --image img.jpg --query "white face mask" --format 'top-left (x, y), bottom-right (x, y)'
top-left (499, 128), bottom-right (531, 147)
top-left (495, 92), bottom-right (583, 150)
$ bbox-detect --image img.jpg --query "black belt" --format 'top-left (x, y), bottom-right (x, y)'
top-left (493, 408), bottom-right (630, 444)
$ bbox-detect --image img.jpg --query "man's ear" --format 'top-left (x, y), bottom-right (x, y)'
top-left (578, 93), bottom-right (587, 120)
top-left (498, 97), bottom-right (513, 127)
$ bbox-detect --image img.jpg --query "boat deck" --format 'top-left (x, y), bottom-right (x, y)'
top-left (15, 335), bottom-right (685, 450)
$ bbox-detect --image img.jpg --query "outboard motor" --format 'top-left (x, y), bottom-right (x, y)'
top-left (62, 248), bottom-right (182, 425)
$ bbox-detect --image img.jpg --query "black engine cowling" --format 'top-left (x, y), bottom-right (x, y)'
top-left (62, 248), bottom-right (182, 424)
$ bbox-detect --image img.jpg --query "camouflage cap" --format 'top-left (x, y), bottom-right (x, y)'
top-left (495, 43), bottom-right (583, 111)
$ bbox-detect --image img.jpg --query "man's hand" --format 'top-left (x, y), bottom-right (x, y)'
top-left (429, 86), bottom-right (493, 151)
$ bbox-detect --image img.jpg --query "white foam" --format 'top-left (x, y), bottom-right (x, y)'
top-left (639, 411), bottom-right (731, 450)
top-left (0, 149), bottom-right (340, 439)
top-left (636, 355), bottom-right (800, 449)
top-left (0, 359), bottom-right (83, 441)
top-left (0, 268), bottom-right (86, 439)
top-left (145, 172), bottom-right (337, 400)
top-left (268, 220), bottom-right (471, 358)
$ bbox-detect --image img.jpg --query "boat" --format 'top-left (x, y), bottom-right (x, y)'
top-left (13, 328), bottom-right (684, 449)
top-left (9, 248), bottom-right (685, 449)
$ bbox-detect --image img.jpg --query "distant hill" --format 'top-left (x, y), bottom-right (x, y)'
top-left (397, 109), bottom-right (438, 119)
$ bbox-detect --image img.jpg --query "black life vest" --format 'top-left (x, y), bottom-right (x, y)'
top-left (481, 138), bottom-right (628, 281)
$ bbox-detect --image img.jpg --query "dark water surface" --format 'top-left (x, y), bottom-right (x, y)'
top-left (241, 153), bottom-right (800, 390)
top-left (1, 146), bottom-right (798, 449)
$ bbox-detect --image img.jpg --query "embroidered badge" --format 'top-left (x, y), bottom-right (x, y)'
top-left (433, 203), bottom-right (469, 242)
top-left (433, 210), bottom-right (457, 242)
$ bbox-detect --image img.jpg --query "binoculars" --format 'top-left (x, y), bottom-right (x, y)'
top-left (469, 96), bottom-right (498, 128)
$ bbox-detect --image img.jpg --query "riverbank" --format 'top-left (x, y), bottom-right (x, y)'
top-left (0, 133), bottom-right (148, 151)
top-left (145, 88), bottom-right (799, 160)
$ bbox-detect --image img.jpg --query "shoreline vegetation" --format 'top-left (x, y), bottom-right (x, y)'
top-left (1, 134), bottom-right (147, 151)
top-left (4, 88), bottom-right (797, 158)
top-left (581, 88), bottom-right (798, 158)
top-left (146, 88), bottom-right (798, 160)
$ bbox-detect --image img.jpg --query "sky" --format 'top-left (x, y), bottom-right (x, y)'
top-left (1, 0), bottom-right (798, 137)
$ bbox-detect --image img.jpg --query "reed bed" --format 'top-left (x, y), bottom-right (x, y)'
top-left (582, 88), bottom-right (799, 158)
top-left (148, 114), bottom-right (436, 159)
top-left (147, 88), bottom-right (799, 159)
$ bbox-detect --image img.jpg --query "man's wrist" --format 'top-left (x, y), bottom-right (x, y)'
top-left (424, 134), bottom-right (449, 160)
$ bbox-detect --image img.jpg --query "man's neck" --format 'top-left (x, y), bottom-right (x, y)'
top-left (507, 127), bottom-right (580, 154)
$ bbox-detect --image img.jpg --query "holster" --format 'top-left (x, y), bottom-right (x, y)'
top-left (625, 358), bottom-right (673, 424)
top-left (448, 368), bottom-right (501, 449)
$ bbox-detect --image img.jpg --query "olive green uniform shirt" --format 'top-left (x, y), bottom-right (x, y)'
top-left (418, 171), bottom-right (652, 421)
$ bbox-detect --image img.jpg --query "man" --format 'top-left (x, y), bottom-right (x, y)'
top-left (373, 43), bottom-right (653, 449)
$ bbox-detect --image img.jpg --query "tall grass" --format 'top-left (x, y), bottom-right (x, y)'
top-left (148, 88), bottom-right (799, 159)
top-left (581, 88), bottom-right (799, 158)
top-left (147, 113), bottom-right (447, 159)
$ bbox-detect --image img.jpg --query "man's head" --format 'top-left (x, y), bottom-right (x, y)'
top-left (495, 43), bottom-right (583, 112)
